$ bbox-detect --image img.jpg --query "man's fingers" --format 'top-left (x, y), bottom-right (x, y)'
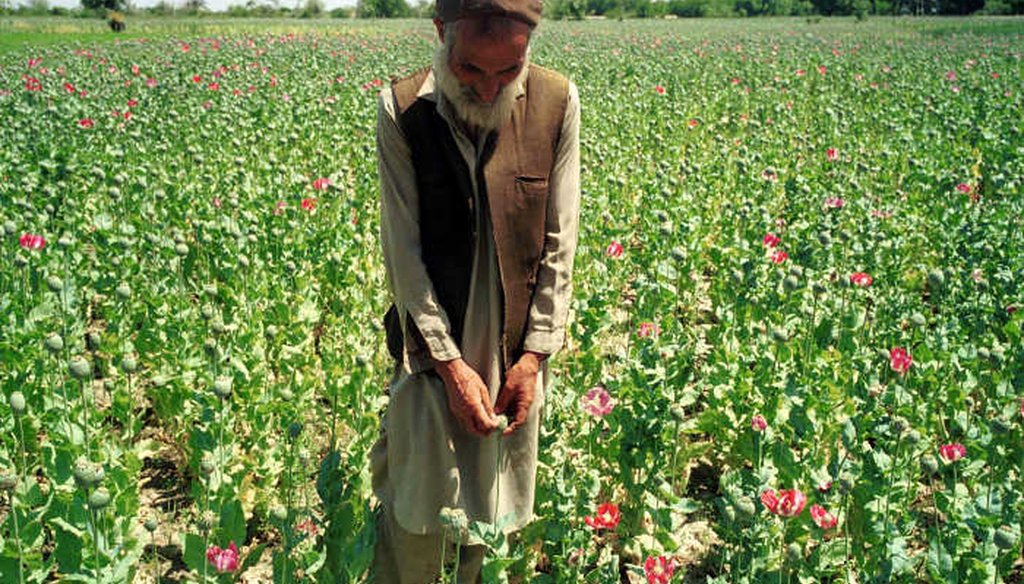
top-left (493, 384), bottom-right (511, 415)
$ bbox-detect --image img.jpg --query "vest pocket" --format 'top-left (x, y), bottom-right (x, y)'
top-left (514, 176), bottom-right (549, 199)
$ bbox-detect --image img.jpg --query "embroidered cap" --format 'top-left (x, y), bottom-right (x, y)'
top-left (436, 0), bottom-right (543, 26)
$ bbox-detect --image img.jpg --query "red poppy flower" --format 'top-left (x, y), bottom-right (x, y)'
top-left (205, 542), bottom-right (238, 573)
top-left (63, 82), bottom-right (76, 93)
top-left (78, 118), bottom-right (94, 128)
top-left (301, 198), bottom-right (317, 212)
top-left (644, 555), bottom-right (675, 584)
top-left (24, 76), bottom-right (42, 91)
top-left (850, 272), bottom-right (872, 287)
top-left (889, 347), bottom-right (912, 374)
top-left (810, 504), bottom-right (837, 529)
top-left (751, 414), bottom-right (767, 432)
top-left (771, 250), bottom-right (788, 264)
top-left (939, 443), bottom-right (966, 463)
top-left (605, 240), bottom-right (624, 258)
top-left (955, 183), bottom-right (972, 194)
top-left (826, 148), bottom-right (838, 161)
top-left (761, 488), bottom-right (806, 517)
top-left (763, 233), bottom-right (780, 248)
top-left (654, 85), bottom-right (666, 95)
top-left (19, 233), bottom-right (46, 251)
top-left (637, 322), bottom-right (659, 338)
top-left (584, 502), bottom-right (621, 530)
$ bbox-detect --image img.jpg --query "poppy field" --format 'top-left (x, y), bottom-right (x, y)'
top-left (1, 16), bottom-right (1023, 584)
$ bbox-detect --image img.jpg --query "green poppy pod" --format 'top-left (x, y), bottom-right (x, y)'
top-left (0, 470), bottom-right (17, 491)
top-left (910, 313), bottom-right (927, 328)
top-left (288, 421), bottom-right (303, 440)
top-left (45, 333), bottom-right (64, 353)
top-left (212, 376), bottom-right (232, 399)
top-left (9, 391), bottom-right (26, 415)
top-left (271, 505), bottom-right (288, 521)
top-left (144, 518), bottom-right (158, 533)
top-left (46, 275), bottom-right (63, 292)
top-left (735, 496), bottom-right (756, 519)
top-left (69, 357), bottom-right (92, 380)
top-left (921, 455), bottom-right (939, 475)
top-left (927, 269), bottom-right (945, 290)
top-left (88, 487), bottom-right (112, 510)
top-left (122, 355), bottom-right (138, 373)
top-left (994, 526), bottom-right (1017, 550)
top-left (114, 282), bottom-right (131, 300)
top-left (785, 543), bottom-right (803, 563)
top-left (174, 243), bottom-right (189, 257)
top-left (771, 327), bottom-right (789, 343)
top-left (73, 459), bottom-right (104, 489)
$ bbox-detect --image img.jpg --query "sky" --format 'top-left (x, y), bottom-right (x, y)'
top-left (21, 0), bottom-right (358, 12)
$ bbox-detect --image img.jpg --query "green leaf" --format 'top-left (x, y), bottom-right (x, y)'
top-left (218, 498), bottom-right (247, 549)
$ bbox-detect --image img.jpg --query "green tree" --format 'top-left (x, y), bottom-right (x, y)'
top-left (357, 0), bottom-right (410, 17)
top-left (81, 0), bottom-right (125, 11)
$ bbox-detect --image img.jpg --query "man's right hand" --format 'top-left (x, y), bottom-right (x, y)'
top-left (434, 358), bottom-right (499, 437)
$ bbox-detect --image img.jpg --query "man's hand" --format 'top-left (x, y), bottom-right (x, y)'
top-left (435, 358), bottom-right (498, 437)
top-left (494, 352), bottom-right (544, 436)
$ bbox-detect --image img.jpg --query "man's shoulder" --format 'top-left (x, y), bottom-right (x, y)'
top-left (527, 64), bottom-right (570, 95)
top-left (391, 67), bottom-right (432, 115)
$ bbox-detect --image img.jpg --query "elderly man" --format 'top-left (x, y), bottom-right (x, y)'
top-left (370, 0), bottom-right (580, 581)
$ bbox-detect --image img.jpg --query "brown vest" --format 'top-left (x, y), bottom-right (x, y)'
top-left (384, 64), bottom-right (570, 368)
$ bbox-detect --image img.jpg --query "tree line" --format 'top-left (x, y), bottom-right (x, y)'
top-left (1, 0), bottom-right (1019, 19)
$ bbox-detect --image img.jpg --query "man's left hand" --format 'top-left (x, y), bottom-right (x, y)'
top-left (495, 351), bottom-right (545, 436)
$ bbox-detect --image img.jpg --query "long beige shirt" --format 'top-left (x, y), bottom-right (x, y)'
top-left (370, 69), bottom-right (581, 538)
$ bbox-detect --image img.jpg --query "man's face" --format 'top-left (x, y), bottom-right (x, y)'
top-left (438, 19), bottom-right (530, 104)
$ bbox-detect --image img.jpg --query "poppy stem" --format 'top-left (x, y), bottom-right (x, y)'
top-left (9, 490), bottom-right (24, 584)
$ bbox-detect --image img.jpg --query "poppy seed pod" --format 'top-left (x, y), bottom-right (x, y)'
top-left (46, 275), bottom-right (63, 292)
top-left (88, 487), bottom-right (112, 510)
top-left (45, 333), bottom-right (64, 354)
top-left (115, 282), bottom-right (131, 300)
top-left (0, 469), bottom-right (17, 491)
top-left (69, 357), bottom-right (92, 380)
top-left (9, 391), bottom-right (26, 415)
top-left (144, 518), bottom-right (158, 533)
top-left (213, 376), bottom-right (232, 399)
top-left (994, 526), bottom-right (1017, 550)
top-left (73, 459), bottom-right (105, 489)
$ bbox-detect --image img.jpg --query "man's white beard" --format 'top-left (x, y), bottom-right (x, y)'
top-left (432, 46), bottom-right (529, 134)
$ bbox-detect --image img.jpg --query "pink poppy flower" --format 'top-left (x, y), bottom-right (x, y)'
top-left (581, 386), bottom-right (615, 417)
top-left (24, 77), bottom-right (42, 91)
top-left (850, 272), bottom-right (873, 287)
top-left (939, 443), bottom-right (966, 463)
top-left (761, 488), bottom-right (806, 517)
top-left (688, 118), bottom-right (698, 129)
top-left (312, 177), bottom-right (331, 191)
top-left (78, 118), bottom-right (94, 129)
top-left (63, 82), bottom-right (76, 93)
top-left (817, 65), bottom-right (827, 75)
top-left (825, 197), bottom-right (845, 209)
top-left (301, 198), bottom-right (317, 212)
top-left (956, 183), bottom-right (972, 194)
top-left (146, 78), bottom-right (158, 88)
top-left (654, 85), bottom-right (666, 95)
top-left (584, 502), bottom-right (621, 530)
top-left (889, 347), bottom-right (912, 374)
top-left (274, 201), bottom-right (287, 215)
top-left (206, 542), bottom-right (238, 573)
top-left (826, 148), bottom-right (838, 161)
top-left (295, 517), bottom-right (318, 537)
top-left (605, 240), bottom-right (624, 258)
top-left (763, 233), bottom-right (781, 248)
top-left (19, 233), bottom-right (46, 251)
top-left (751, 414), bottom-right (767, 432)
top-left (637, 322), bottom-right (659, 338)
top-left (644, 555), bottom-right (675, 584)
top-left (771, 250), bottom-right (788, 264)
top-left (817, 480), bottom-right (832, 493)
top-left (810, 504), bottom-right (837, 529)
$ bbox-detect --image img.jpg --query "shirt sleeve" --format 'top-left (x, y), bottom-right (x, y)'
top-left (522, 81), bottom-right (581, 356)
top-left (377, 87), bottom-right (462, 363)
